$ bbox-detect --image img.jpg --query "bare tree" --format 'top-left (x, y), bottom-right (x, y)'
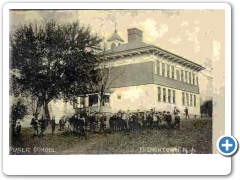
top-left (85, 43), bottom-right (125, 113)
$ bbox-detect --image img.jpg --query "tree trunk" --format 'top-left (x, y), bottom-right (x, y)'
top-left (99, 85), bottom-right (104, 113)
top-left (34, 102), bottom-right (41, 120)
top-left (44, 101), bottom-right (51, 120)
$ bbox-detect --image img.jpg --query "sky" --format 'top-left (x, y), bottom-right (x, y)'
top-left (9, 10), bottom-right (225, 97)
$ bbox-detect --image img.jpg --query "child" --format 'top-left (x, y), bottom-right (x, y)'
top-left (16, 121), bottom-right (21, 136)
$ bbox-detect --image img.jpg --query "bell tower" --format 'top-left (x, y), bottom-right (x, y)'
top-left (107, 23), bottom-right (124, 50)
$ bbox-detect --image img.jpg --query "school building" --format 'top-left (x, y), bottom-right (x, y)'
top-left (73, 27), bottom-right (205, 117)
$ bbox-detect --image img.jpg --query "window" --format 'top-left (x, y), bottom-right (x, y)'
top-left (89, 95), bottom-right (98, 106)
top-left (185, 71), bottom-right (188, 83)
top-left (117, 93), bottom-right (121, 100)
top-left (80, 97), bottom-right (84, 108)
top-left (182, 92), bottom-right (185, 105)
top-left (162, 63), bottom-right (165, 76)
top-left (194, 95), bottom-right (196, 107)
top-left (196, 76), bottom-right (199, 86)
top-left (181, 70), bottom-right (184, 81)
top-left (168, 89), bottom-right (171, 103)
top-left (193, 74), bottom-right (195, 85)
top-left (157, 87), bottom-right (161, 102)
top-left (176, 70), bottom-right (180, 81)
top-left (167, 65), bottom-right (170, 78)
top-left (163, 88), bottom-right (166, 102)
top-left (189, 72), bottom-right (192, 84)
top-left (186, 93), bottom-right (189, 106)
top-left (190, 94), bottom-right (193, 106)
top-left (172, 66), bottom-right (175, 79)
top-left (104, 95), bottom-right (110, 103)
top-left (157, 61), bottom-right (160, 75)
top-left (173, 90), bottom-right (176, 103)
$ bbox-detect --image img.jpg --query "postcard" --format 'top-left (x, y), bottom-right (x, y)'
top-left (3, 2), bottom-right (234, 175)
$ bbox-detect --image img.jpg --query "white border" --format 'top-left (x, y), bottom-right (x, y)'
top-left (3, 3), bottom-right (231, 175)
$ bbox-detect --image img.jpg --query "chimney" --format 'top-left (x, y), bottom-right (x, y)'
top-left (127, 28), bottom-right (143, 43)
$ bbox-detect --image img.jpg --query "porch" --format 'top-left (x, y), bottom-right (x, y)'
top-left (73, 93), bottom-right (112, 113)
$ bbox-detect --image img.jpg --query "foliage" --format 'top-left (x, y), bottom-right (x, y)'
top-left (10, 20), bottom-right (103, 119)
top-left (10, 98), bottom-right (28, 122)
top-left (200, 99), bottom-right (213, 117)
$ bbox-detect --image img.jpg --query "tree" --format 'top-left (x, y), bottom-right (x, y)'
top-left (23, 94), bottom-right (41, 119)
top-left (10, 98), bottom-right (28, 122)
top-left (10, 20), bottom-right (103, 120)
top-left (200, 99), bottom-right (213, 117)
top-left (85, 43), bottom-right (125, 112)
top-left (10, 70), bottom-right (41, 119)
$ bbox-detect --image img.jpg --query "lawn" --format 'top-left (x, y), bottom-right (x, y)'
top-left (10, 118), bottom-right (212, 155)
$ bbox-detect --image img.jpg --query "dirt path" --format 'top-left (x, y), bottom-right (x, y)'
top-left (56, 133), bottom-right (109, 155)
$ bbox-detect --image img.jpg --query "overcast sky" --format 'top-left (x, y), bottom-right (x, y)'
top-left (9, 10), bottom-right (225, 96)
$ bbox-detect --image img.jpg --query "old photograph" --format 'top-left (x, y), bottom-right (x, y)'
top-left (9, 9), bottom-right (224, 155)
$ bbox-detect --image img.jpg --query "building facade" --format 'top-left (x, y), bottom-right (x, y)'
top-left (74, 27), bottom-right (204, 117)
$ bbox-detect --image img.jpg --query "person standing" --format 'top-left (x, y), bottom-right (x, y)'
top-left (166, 111), bottom-right (172, 128)
top-left (173, 107), bottom-right (180, 117)
top-left (65, 118), bottom-right (71, 132)
top-left (80, 116), bottom-right (86, 137)
top-left (50, 116), bottom-right (56, 134)
top-left (109, 115), bottom-right (115, 132)
top-left (93, 113), bottom-right (97, 132)
top-left (16, 121), bottom-right (21, 137)
top-left (184, 107), bottom-right (190, 120)
top-left (174, 114), bottom-right (181, 129)
top-left (89, 113), bottom-right (94, 132)
top-left (153, 113), bottom-right (158, 128)
top-left (122, 112), bottom-right (127, 130)
top-left (142, 112), bottom-right (147, 128)
top-left (99, 114), bottom-right (105, 133)
top-left (31, 118), bottom-right (39, 137)
top-left (59, 118), bottom-right (63, 131)
top-left (39, 116), bottom-right (47, 137)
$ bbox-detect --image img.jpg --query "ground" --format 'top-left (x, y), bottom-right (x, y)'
top-left (10, 118), bottom-right (212, 155)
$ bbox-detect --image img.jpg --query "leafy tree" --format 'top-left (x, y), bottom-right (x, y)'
top-left (10, 20), bottom-right (103, 120)
top-left (11, 98), bottom-right (27, 122)
top-left (200, 99), bottom-right (213, 117)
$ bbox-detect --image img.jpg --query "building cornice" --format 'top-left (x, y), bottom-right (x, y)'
top-left (100, 45), bottom-right (205, 72)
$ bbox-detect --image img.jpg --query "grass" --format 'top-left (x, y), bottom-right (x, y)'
top-left (88, 119), bottom-right (212, 154)
top-left (10, 118), bottom-right (212, 155)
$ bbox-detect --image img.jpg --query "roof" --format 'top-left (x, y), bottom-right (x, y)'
top-left (107, 30), bottom-right (124, 42)
top-left (104, 41), bottom-right (151, 54)
top-left (101, 41), bottom-right (204, 72)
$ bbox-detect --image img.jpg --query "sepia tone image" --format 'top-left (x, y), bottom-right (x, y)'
top-left (9, 9), bottom-right (224, 155)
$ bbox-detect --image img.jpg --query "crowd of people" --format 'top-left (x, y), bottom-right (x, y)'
top-left (11, 107), bottom-right (192, 138)
top-left (39, 107), bottom-right (184, 137)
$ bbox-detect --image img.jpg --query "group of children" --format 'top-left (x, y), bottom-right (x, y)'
top-left (25, 107), bottom-right (183, 137)
top-left (108, 108), bottom-right (181, 132)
